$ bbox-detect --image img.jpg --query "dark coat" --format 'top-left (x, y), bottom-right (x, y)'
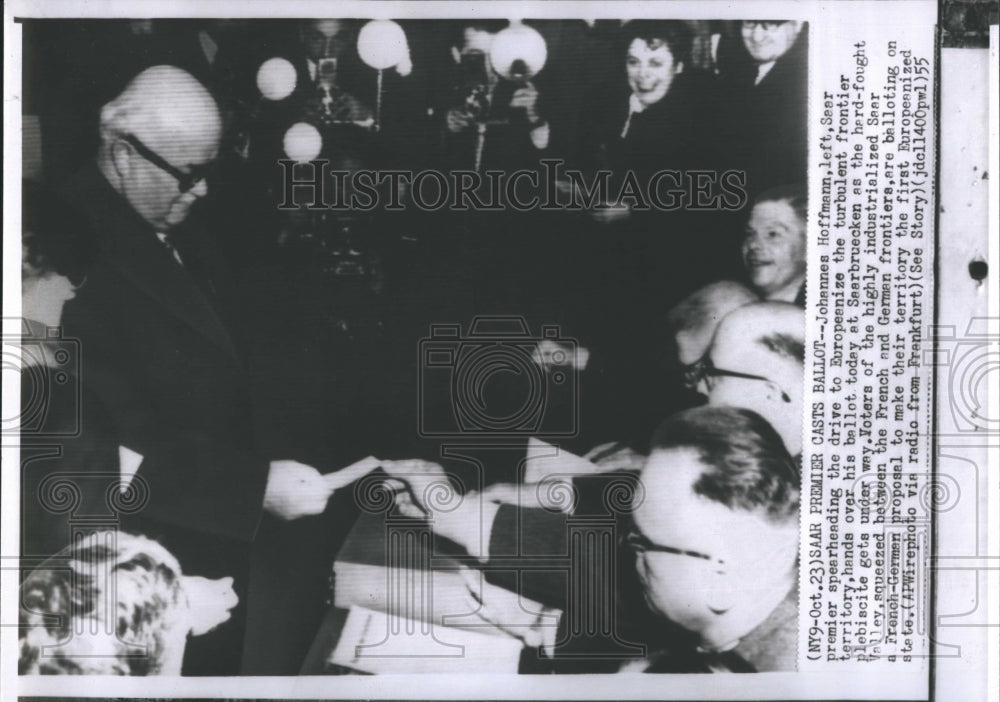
top-left (61, 166), bottom-right (267, 547)
top-left (484, 475), bottom-right (788, 673)
top-left (60, 166), bottom-right (268, 674)
top-left (713, 30), bottom-right (808, 196)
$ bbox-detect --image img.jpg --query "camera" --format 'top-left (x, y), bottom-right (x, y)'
top-left (418, 316), bottom-right (578, 437)
top-left (454, 50), bottom-right (492, 122)
top-left (3, 320), bottom-right (80, 437)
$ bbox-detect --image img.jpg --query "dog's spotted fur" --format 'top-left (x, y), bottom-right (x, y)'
top-left (19, 532), bottom-right (188, 675)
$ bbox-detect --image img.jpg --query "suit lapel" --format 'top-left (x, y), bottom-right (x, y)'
top-left (67, 167), bottom-right (242, 364)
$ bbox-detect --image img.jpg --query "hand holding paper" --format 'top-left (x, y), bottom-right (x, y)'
top-left (380, 458), bottom-right (458, 518)
top-left (264, 456), bottom-right (380, 520)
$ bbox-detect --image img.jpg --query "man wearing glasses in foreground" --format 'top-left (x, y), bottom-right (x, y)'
top-left (695, 300), bottom-right (805, 457)
top-left (384, 405), bottom-right (800, 672)
top-left (59, 66), bottom-right (341, 674)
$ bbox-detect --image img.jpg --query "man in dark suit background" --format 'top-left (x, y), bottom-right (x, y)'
top-left (60, 65), bottom-right (340, 675)
top-left (715, 20), bottom-right (807, 197)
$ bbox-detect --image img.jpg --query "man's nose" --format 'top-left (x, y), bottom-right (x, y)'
top-left (190, 178), bottom-right (209, 198)
top-left (695, 376), bottom-right (710, 397)
top-left (750, 25), bottom-right (768, 42)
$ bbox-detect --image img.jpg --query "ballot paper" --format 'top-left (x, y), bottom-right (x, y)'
top-left (118, 445), bottom-right (144, 492)
top-left (523, 437), bottom-right (602, 483)
top-left (330, 605), bottom-right (525, 674)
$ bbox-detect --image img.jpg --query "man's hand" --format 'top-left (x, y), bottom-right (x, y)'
top-left (445, 108), bottom-right (473, 133)
top-left (590, 201), bottom-right (632, 224)
top-left (264, 456), bottom-right (381, 520)
top-left (330, 91), bottom-right (373, 123)
top-left (381, 459), bottom-right (497, 558)
top-left (183, 575), bottom-right (239, 636)
top-left (263, 459), bottom-right (335, 520)
top-left (532, 339), bottom-right (590, 371)
top-left (509, 82), bottom-right (542, 125)
top-left (380, 458), bottom-right (459, 518)
top-left (583, 441), bottom-right (647, 472)
top-left (480, 479), bottom-right (577, 514)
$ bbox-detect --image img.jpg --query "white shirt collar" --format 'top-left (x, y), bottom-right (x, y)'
top-left (755, 61), bottom-right (777, 85)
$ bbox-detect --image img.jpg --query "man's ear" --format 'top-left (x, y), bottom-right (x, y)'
top-left (764, 380), bottom-right (781, 401)
top-left (110, 140), bottom-right (132, 180)
top-left (676, 61), bottom-right (685, 74)
top-left (764, 380), bottom-right (791, 404)
top-left (450, 46), bottom-right (462, 64)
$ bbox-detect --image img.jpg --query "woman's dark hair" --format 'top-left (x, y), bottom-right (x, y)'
top-left (620, 20), bottom-right (694, 65)
top-left (22, 180), bottom-right (98, 286)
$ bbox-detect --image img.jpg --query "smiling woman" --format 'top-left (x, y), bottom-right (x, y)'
top-left (574, 19), bottom-right (713, 222)
top-left (621, 21), bottom-right (692, 130)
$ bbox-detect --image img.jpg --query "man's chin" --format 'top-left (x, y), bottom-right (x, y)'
top-left (164, 213), bottom-right (192, 230)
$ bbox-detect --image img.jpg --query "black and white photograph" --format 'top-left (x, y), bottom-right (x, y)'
top-left (1, 1), bottom-right (993, 700)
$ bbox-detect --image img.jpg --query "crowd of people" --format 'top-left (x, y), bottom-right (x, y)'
top-left (18, 17), bottom-right (808, 676)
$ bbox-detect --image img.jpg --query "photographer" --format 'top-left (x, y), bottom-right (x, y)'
top-left (440, 20), bottom-right (550, 174)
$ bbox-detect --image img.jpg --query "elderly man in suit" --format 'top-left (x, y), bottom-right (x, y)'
top-left (60, 65), bottom-right (339, 675)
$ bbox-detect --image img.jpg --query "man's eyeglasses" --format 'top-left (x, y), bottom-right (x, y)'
top-left (625, 528), bottom-right (725, 568)
top-left (121, 134), bottom-right (211, 194)
top-left (741, 20), bottom-right (791, 31)
top-left (680, 356), bottom-right (792, 403)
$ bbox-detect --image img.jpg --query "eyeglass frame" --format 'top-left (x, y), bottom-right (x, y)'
top-left (120, 133), bottom-right (211, 194)
top-left (680, 355), bottom-right (792, 403)
top-left (624, 527), bottom-right (726, 568)
top-left (740, 20), bottom-right (791, 31)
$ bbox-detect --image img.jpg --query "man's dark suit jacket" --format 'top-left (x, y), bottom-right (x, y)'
top-left (714, 30), bottom-right (808, 196)
top-left (60, 166), bottom-right (269, 673)
top-left (481, 474), bottom-right (701, 673)
top-left (483, 474), bottom-right (796, 673)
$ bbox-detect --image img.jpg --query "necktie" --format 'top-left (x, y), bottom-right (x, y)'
top-left (641, 644), bottom-right (757, 673)
top-left (161, 231), bottom-right (219, 305)
top-left (156, 232), bottom-right (185, 266)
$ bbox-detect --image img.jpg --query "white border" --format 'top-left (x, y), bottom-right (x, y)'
top-left (1, 1), bottom-right (952, 700)
top-left (987, 24), bottom-right (999, 702)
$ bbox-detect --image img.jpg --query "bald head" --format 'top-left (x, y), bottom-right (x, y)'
top-left (98, 66), bottom-right (221, 230)
top-left (633, 407), bottom-right (799, 649)
top-left (713, 301), bottom-right (804, 362)
top-left (704, 302), bottom-right (804, 454)
top-left (668, 281), bottom-right (760, 366)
